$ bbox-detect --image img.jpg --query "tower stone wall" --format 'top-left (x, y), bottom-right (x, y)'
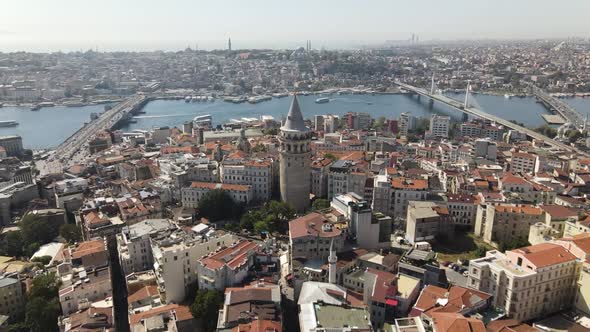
top-left (279, 96), bottom-right (311, 212)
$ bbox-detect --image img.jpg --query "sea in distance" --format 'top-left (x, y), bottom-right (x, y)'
top-left (2, 93), bottom-right (590, 149)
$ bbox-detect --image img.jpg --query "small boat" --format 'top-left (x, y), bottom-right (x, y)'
top-left (504, 94), bottom-right (511, 99)
top-left (315, 98), bottom-right (330, 104)
top-left (0, 120), bottom-right (18, 127)
top-left (185, 96), bottom-right (191, 103)
top-left (31, 105), bottom-right (42, 111)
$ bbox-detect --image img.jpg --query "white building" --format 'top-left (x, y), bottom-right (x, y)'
top-left (196, 240), bottom-right (258, 291)
top-left (510, 152), bottom-right (540, 175)
top-left (116, 219), bottom-right (177, 277)
top-left (152, 229), bottom-right (237, 303)
top-left (220, 159), bottom-right (273, 202)
top-left (331, 193), bottom-right (392, 249)
top-left (429, 115), bottom-right (450, 139)
top-left (467, 244), bottom-right (578, 322)
top-left (57, 240), bottom-right (112, 316)
top-left (398, 112), bottom-right (415, 136)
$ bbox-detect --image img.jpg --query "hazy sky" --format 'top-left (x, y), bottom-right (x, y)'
top-left (1, 0), bottom-right (590, 52)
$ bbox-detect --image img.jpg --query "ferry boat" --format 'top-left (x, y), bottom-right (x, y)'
top-left (194, 114), bottom-right (212, 127)
top-left (0, 120), bottom-right (18, 127)
top-left (63, 101), bottom-right (85, 107)
top-left (315, 97), bottom-right (330, 104)
top-left (248, 95), bottom-right (272, 104)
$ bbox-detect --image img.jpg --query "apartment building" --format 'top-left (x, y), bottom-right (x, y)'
top-left (0, 136), bottom-right (23, 157)
top-left (196, 240), bottom-right (259, 291)
top-left (327, 160), bottom-right (367, 200)
top-left (152, 228), bottom-right (238, 303)
top-left (289, 212), bottom-right (344, 264)
top-left (475, 204), bottom-right (545, 247)
top-left (57, 239), bottom-right (112, 316)
top-left (398, 112), bottom-right (415, 136)
top-left (220, 158), bottom-right (273, 202)
top-left (372, 175), bottom-right (429, 219)
top-left (445, 193), bottom-right (478, 228)
top-left (428, 115), bottom-right (450, 139)
top-left (116, 219), bottom-right (177, 277)
top-left (405, 201), bottom-right (453, 245)
top-left (310, 157), bottom-right (332, 199)
top-left (0, 277), bottom-right (25, 320)
top-left (510, 152), bottom-right (540, 175)
top-left (331, 192), bottom-right (392, 249)
top-left (467, 243), bottom-right (578, 322)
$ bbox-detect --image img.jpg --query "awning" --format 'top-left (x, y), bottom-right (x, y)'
top-left (386, 299), bottom-right (398, 306)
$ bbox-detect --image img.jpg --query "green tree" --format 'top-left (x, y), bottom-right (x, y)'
top-left (261, 201), bottom-right (295, 234)
top-left (31, 256), bottom-right (52, 266)
top-left (323, 153), bottom-right (337, 161)
top-left (25, 273), bottom-right (61, 332)
top-left (59, 224), bottom-right (82, 244)
top-left (251, 144), bottom-right (267, 153)
top-left (197, 189), bottom-right (241, 222)
top-left (25, 297), bottom-right (61, 332)
top-left (372, 116), bottom-right (386, 130)
top-left (311, 199), bottom-right (330, 211)
top-left (0, 230), bottom-right (24, 257)
top-left (20, 214), bottom-right (60, 246)
top-left (6, 322), bottom-right (29, 332)
top-left (474, 246), bottom-right (487, 258)
top-left (190, 290), bottom-right (223, 332)
top-left (262, 128), bottom-right (278, 136)
top-left (239, 201), bottom-right (295, 234)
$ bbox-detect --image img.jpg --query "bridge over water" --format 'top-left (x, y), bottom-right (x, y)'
top-left (393, 80), bottom-right (588, 157)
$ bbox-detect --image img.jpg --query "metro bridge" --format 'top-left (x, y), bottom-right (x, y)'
top-left (393, 80), bottom-right (588, 157)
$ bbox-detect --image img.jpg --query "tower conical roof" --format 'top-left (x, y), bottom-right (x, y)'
top-left (281, 95), bottom-right (308, 132)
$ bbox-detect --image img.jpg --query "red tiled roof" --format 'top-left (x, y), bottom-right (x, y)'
top-left (200, 240), bottom-right (258, 271)
top-left (512, 243), bottom-right (576, 268)
top-left (232, 319), bottom-right (281, 332)
top-left (430, 312), bottom-right (486, 332)
top-left (128, 285), bottom-right (159, 304)
top-left (71, 239), bottom-right (105, 260)
top-left (288, 212), bottom-right (342, 239)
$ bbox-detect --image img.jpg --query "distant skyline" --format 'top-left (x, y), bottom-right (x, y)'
top-left (1, 0), bottom-right (590, 52)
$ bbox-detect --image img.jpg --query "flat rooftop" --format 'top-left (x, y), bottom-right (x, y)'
top-left (314, 303), bottom-right (371, 329)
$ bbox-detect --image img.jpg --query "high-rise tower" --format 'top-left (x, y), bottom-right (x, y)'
top-left (279, 96), bottom-right (311, 212)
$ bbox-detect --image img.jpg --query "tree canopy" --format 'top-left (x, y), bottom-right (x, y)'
top-left (24, 273), bottom-right (61, 332)
top-left (190, 290), bottom-right (223, 332)
top-left (60, 224), bottom-right (82, 244)
top-left (311, 199), bottom-right (330, 211)
top-left (197, 189), bottom-right (242, 222)
top-left (20, 214), bottom-right (60, 247)
top-left (0, 231), bottom-right (24, 257)
top-left (240, 201), bottom-right (295, 234)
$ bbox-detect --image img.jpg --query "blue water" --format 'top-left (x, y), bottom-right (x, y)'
top-left (2, 94), bottom-right (589, 149)
top-left (0, 104), bottom-right (105, 149)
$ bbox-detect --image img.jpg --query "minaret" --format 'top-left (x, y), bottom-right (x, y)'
top-left (328, 239), bottom-right (337, 284)
top-left (228, 37), bottom-right (232, 53)
top-left (279, 95), bottom-right (311, 212)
